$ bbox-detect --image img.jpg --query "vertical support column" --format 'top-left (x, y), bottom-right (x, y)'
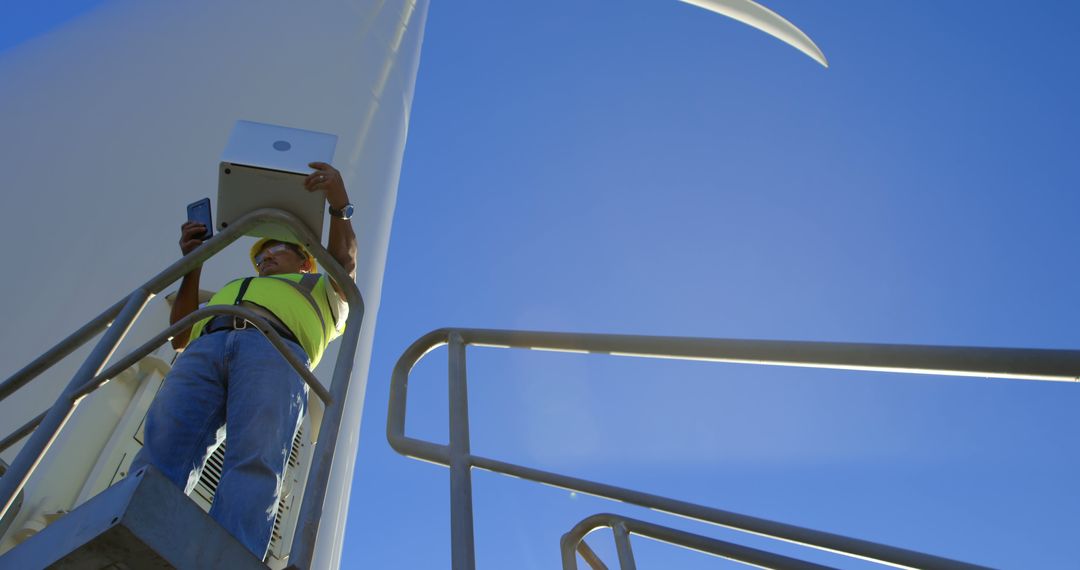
top-left (286, 296), bottom-right (361, 570)
top-left (0, 288), bottom-right (152, 522)
top-left (448, 332), bottom-right (475, 570)
top-left (612, 521), bottom-right (636, 570)
top-left (559, 533), bottom-right (581, 570)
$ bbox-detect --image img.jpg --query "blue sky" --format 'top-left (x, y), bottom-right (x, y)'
top-left (7, 1), bottom-right (1080, 568)
top-left (351, 2), bottom-right (1080, 568)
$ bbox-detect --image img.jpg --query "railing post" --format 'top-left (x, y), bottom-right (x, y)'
top-left (611, 521), bottom-right (636, 570)
top-left (560, 533), bottom-right (581, 570)
top-left (448, 332), bottom-right (476, 570)
top-left (284, 302), bottom-right (363, 569)
top-left (0, 288), bottom-right (151, 522)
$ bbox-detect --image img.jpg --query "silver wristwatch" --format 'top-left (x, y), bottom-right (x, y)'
top-left (328, 203), bottom-right (354, 220)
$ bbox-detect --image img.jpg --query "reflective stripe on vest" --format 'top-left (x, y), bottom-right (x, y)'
top-left (188, 273), bottom-right (338, 368)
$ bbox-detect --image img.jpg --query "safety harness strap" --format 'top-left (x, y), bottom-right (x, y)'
top-left (265, 274), bottom-right (328, 340)
top-left (233, 277), bottom-right (254, 305)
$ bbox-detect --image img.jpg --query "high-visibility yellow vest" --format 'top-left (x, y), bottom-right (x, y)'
top-left (188, 273), bottom-right (341, 368)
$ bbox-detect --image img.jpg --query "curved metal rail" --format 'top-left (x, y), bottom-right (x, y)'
top-left (0, 304), bottom-right (327, 457)
top-left (563, 513), bottom-right (832, 570)
top-left (0, 208), bottom-right (365, 570)
top-left (388, 328), bottom-right (1080, 569)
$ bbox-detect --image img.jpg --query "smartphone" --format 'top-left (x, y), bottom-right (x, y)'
top-left (186, 198), bottom-right (213, 240)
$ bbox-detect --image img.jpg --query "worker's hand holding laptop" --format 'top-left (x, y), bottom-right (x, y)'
top-left (304, 161), bottom-right (346, 208)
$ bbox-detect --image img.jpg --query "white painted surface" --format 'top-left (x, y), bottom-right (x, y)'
top-left (0, 0), bottom-right (429, 567)
top-left (680, 0), bottom-right (828, 66)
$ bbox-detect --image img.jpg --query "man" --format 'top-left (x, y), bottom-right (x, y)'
top-left (130, 161), bottom-right (357, 560)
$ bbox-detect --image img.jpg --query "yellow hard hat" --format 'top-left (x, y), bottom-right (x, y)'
top-left (250, 238), bottom-right (317, 273)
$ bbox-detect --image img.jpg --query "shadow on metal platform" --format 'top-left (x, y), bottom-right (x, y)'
top-left (0, 466), bottom-right (266, 569)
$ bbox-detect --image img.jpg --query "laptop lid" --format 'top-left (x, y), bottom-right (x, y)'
top-left (216, 120), bottom-right (338, 243)
top-left (221, 120), bottom-right (337, 174)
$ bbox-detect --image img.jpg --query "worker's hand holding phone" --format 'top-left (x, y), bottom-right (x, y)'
top-left (182, 197), bottom-right (213, 255)
top-left (179, 221), bottom-right (208, 255)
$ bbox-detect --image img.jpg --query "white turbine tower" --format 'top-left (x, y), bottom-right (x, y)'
top-left (0, 1), bottom-right (824, 568)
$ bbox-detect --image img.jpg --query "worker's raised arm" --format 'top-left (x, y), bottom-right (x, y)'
top-left (305, 162), bottom-right (358, 281)
top-left (170, 221), bottom-right (206, 350)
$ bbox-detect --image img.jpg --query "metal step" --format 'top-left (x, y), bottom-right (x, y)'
top-left (0, 466), bottom-right (266, 570)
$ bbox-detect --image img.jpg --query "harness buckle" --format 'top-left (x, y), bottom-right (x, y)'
top-left (232, 316), bottom-right (249, 330)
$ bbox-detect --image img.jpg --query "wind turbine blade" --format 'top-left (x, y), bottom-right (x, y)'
top-left (679, 0), bottom-right (828, 67)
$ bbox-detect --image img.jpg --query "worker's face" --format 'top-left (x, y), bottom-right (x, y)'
top-left (256, 242), bottom-right (310, 276)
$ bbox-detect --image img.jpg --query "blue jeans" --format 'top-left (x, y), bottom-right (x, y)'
top-left (130, 327), bottom-right (308, 560)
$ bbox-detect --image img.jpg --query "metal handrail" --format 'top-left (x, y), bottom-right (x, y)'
top-left (0, 302), bottom-right (336, 563)
top-left (562, 513), bottom-right (834, 570)
top-left (387, 328), bottom-right (1080, 569)
top-left (0, 208), bottom-right (365, 570)
top-left (0, 459), bottom-right (24, 544)
top-left (0, 304), bottom-right (327, 458)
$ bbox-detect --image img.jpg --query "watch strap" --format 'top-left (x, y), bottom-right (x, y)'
top-left (328, 203), bottom-right (353, 220)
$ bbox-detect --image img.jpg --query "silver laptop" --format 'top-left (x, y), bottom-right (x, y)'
top-left (217, 120), bottom-right (338, 243)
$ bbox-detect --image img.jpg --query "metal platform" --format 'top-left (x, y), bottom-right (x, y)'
top-left (0, 466), bottom-right (266, 570)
